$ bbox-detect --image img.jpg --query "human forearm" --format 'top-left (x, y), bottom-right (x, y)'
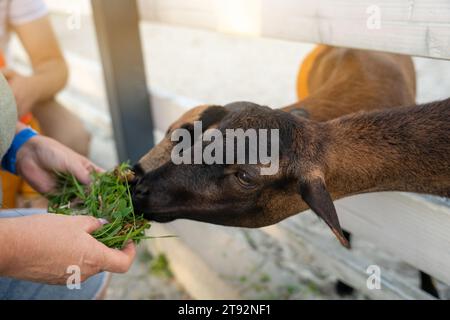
top-left (30, 58), bottom-right (68, 103)
top-left (0, 219), bottom-right (14, 275)
top-left (3, 61), bottom-right (68, 116)
top-left (9, 16), bottom-right (69, 114)
top-left (0, 214), bottom-right (136, 284)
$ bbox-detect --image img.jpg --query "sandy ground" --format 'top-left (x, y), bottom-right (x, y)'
top-left (21, 12), bottom-right (449, 299)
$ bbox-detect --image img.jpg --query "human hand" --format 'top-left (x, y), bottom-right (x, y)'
top-left (2, 69), bottom-right (39, 117)
top-left (15, 134), bottom-right (102, 193)
top-left (0, 214), bottom-right (136, 284)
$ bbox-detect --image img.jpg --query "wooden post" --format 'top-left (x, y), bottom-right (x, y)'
top-left (91, 0), bottom-right (154, 163)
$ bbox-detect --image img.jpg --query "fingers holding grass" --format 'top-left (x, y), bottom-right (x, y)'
top-left (47, 163), bottom-right (151, 249)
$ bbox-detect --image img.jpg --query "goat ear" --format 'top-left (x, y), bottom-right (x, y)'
top-left (299, 179), bottom-right (350, 248)
top-left (199, 105), bottom-right (229, 129)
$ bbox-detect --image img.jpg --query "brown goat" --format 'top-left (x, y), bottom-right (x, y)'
top-left (132, 47), bottom-right (449, 248)
top-left (133, 100), bottom-right (450, 242)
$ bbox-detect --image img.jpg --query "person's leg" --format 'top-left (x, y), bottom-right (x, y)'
top-left (32, 99), bottom-right (91, 156)
top-left (0, 209), bottom-right (109, 300)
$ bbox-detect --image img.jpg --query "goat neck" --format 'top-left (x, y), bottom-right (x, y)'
top-left (318, 99), bottom-right (450, 199)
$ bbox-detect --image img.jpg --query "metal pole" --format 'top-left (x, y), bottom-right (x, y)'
top-left (91, 0), bottom-right (154, 163)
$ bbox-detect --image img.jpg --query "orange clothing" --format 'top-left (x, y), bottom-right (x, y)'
top-left (0, 51), bottom-right (41, 209)
top-left (1, 117), bottom-right (42, 209)
top-left (0, 53), bottom-right (5, 69)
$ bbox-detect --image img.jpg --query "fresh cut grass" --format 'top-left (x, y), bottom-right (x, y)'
top-left (47, 163), bottom-right (151, 249)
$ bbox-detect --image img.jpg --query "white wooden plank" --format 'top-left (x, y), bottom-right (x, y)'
top-left (45, 0), bottom-right (92, 15)
top-left (263, 223), bottom-right (436, 299)
top-left (138, 0), bottom-right (216, 30)
top-left (336, 193), bottom-right (450, 285)
top-left (287, 0), bottom-right (450, 23)
top-left (138, 0), bottom-right (450, 59)
top-left (149, 214), bottom-right (435, 299)
top-left (45, 0), bottom-right (450, 25)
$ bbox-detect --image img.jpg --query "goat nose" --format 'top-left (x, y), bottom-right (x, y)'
top-left (132, 163), bottom-right (145, 179)
top-left (132, 184), bottom-right (151, 198)
top-left (128, 175), bottom-right (140, 189)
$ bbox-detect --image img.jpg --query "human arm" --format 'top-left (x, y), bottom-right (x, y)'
top-left (2, 122), bottom-right (100, 194)
top-left (0, 214), bottom-right (136, 284)
top-left (4, 16), bottom-right (68, 116)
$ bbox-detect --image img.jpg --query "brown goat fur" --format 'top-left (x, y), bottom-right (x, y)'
top-left (133, 100), bottom-right (450, 245)
top-left (131, 47), bottom-right (449, 246)
top-left (284, 46), bottom-right (416, 119)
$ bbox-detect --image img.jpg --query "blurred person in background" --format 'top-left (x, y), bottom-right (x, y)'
top-left (0, 0), bottom-right (91, 209)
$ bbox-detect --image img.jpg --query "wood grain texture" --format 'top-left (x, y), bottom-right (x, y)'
top-left (138, 0), bottom-right (450, 59)
top-left (264, 221), bottom-right (436, 299)
top-left (336, 193), bottom-right (450, 285)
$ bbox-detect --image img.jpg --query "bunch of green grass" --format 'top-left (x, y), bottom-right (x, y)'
top-left (47, 163), bottom-right (151, 249)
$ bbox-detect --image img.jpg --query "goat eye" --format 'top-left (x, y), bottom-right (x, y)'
top-left (235, 171), bottom-right (255, 188)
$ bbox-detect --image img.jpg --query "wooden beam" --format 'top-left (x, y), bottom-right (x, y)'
top-left (92, 0), bottom-right (155, 163)
top-left (263, 221), bottom-right (436, 299)
top-left (336, 193), bottom-right (450, 285)
top-left (138, 0), bottom-right (450, 60)
top-left (148, 209), bottom-right (435, 299)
